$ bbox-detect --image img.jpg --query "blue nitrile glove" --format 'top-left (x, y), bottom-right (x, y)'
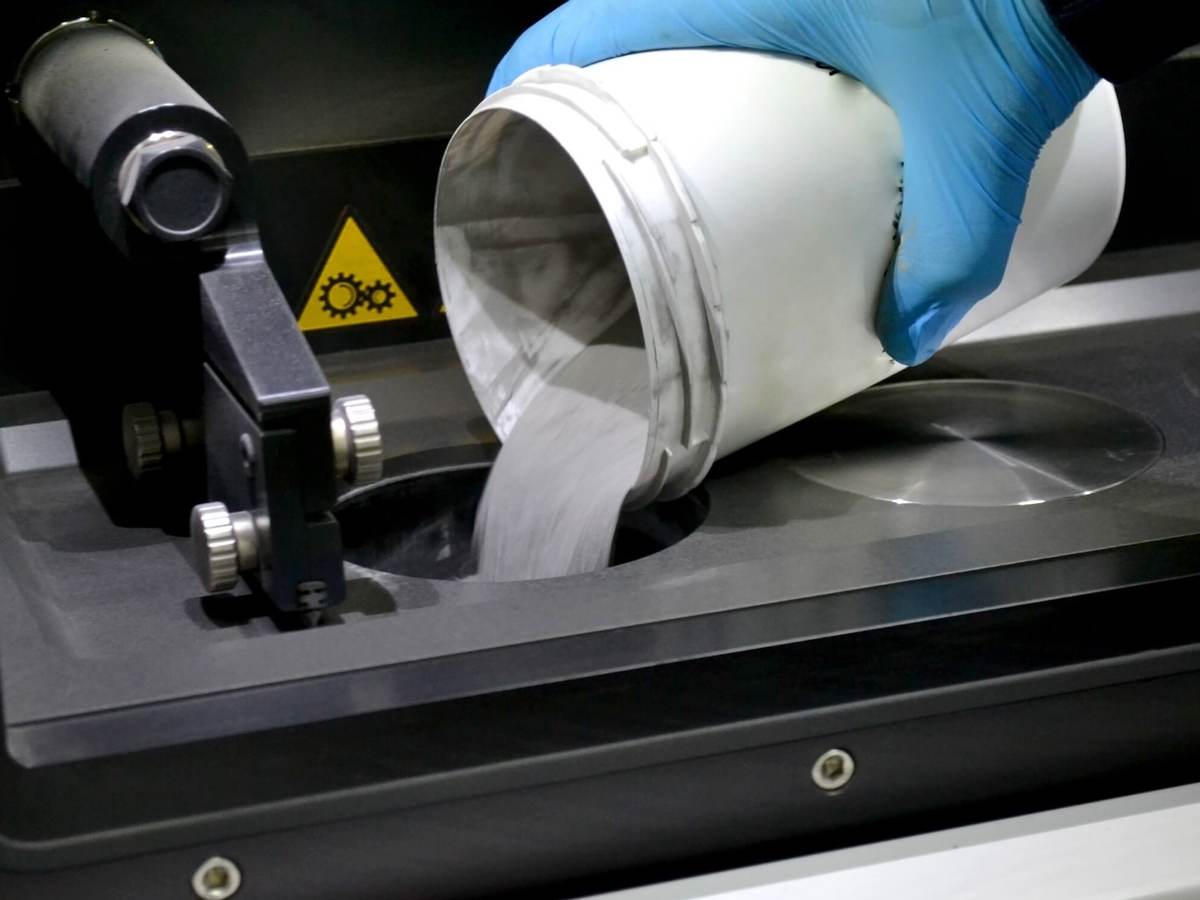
top-left (489, 0), bottom-right (1098, 366)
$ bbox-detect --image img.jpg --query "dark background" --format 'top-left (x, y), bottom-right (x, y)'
top-left (0, 6), bottom-right (1195, 375)
top-left (0, 2), bottom-right (562, 158)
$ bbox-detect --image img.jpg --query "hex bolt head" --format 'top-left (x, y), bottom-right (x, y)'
top-left (119, 130), bottom-right (233, 242)
top-left (811, 748), bottom-right (856, 793)
top-left (192, 856), bottom-right (242, 899)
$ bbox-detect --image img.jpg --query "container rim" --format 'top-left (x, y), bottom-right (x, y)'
top-left (435, 63), bottom-right (728, 508)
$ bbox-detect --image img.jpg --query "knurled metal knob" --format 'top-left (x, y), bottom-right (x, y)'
top-left (122, 403), bottom-right (196, 479)
top-left (122, 402), bottom-right (164, 477)
top-left (332, 395), bottom-right (384, 486)
top-left (190, 502), bottom-right (260, 593)
top-left (190, 502), bottom-right (238, 593)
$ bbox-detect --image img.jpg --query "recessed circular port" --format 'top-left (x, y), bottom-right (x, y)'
top-left (337, 463), bottom-right (708, 581)
top-left (788, 380), bottom-right (1163, 507)
top-left (191, 857), bottom-right (241, 899)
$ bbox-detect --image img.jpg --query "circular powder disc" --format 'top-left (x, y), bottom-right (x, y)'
top-left (787, 380), bottom-right (1163, 507)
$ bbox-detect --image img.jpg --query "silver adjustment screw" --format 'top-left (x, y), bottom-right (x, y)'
top-left (331, 394), bottom-right (384, 486)
top-left (812, 748), bottom-right (856, 793)
top-left (122, 402), bottom-right (165, 477)
top-left (192, 856), bottom-right (242, 899)
top-left (122, 403), bottom-right (197, 478)
top-left (189, 502), bottom-right (260, 593)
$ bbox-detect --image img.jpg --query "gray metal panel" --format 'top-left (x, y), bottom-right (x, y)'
top-left (590, 783), bottom-right (1200, 900)
top-left (0, 421), bottom-right (76, 474)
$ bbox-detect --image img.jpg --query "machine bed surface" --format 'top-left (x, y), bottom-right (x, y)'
top-left (2, 301), bottom-right (1199, 765)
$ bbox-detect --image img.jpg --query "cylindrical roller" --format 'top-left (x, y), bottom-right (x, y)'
top-left (12, 16), bottom-right (250, 252)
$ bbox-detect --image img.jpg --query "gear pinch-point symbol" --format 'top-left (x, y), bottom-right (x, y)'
top-left (320, 273), bottom-right (365, 319)
top-left (362, 280), bottom-right (396, 314)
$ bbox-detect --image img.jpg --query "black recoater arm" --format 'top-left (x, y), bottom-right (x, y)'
top-left (9, 15), bottom-right (383, 625)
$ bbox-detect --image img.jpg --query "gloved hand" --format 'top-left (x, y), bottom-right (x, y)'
top-left (489, 0), bottom-right (1098, 366)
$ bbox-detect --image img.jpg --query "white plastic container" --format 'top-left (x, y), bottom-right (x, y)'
top-left (435, 49), bottom-right (1125, 507)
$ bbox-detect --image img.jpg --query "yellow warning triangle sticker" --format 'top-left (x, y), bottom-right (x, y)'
top-left (298, 211), bottom-right (419, 332)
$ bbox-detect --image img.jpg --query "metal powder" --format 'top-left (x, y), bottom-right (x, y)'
top-left (473, 315), bottom-right (648, 582)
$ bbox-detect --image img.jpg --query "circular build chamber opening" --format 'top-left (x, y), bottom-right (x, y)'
top-left (337, 464), bottom-right (708, 582)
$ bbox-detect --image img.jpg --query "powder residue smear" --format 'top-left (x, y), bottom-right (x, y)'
top-left (473, 317), bottom-right (648, 582)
